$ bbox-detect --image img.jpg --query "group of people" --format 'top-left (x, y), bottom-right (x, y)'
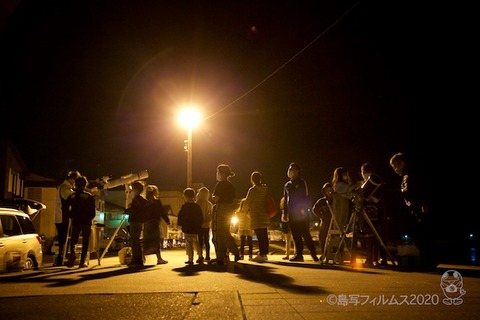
top-left (118, 181), bottom-right (171, 267)
top-left (54, 171), bottom-right (99, 268)
top-left (176, 164), bottom-right (273, 266)
top-left (276, 154), bottom-right (433, 269)
top-left (313, 153), bottom-right (434, 269)
top-left (54, 151), bottom-right (434, 270)
top-left (54, 171), bottom-right (171, 268)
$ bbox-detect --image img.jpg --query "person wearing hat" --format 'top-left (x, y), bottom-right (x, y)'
top-left (312, 182), bottom-right (334, 256)
top-left (283, 162), bottom-right (319, 262)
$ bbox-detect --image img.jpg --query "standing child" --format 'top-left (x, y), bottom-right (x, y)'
top-left (312, 182), bottom-right (334, 256)
top-left (178, 188), bottom-right (204, 265)
top-left (195, 187), bottom-right (213, 262)
top-left (236, 198), bottom-right (253, 260)
top-left (280, 197), bottom-right (295, 260)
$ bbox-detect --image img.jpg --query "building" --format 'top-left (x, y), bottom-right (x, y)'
top-left (0, 139), bottom-right (27, 200)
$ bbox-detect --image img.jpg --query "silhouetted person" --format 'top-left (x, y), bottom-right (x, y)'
top-left (312, 182), bottom-right (334, 256)
top-left (235, 198), bottom-right (253, 260)
top-left (243, 171), bottom-right (270, 263)
top-left (65, 175), bottom-right (96, 268)
top-left (357, 162), bottom-right (387, 267)
top-left (331, 167), bottom-right (355, 264)
top-left (178, 188), bottom-right (204, 265)
top-left (283, 162), bottom-right (319, 262)
top-left (145, 184), bottom-right (170, 264)
top-left (390, 152), bottom-right (437, 269)
top-left (196, 187), bottom-right (213, 262)
top-left (54, 170), bottom-right (80, 266)
top-left (125, 181), bottom-right (149, 267)
top-left (210, 164), bottom-right (240, 265)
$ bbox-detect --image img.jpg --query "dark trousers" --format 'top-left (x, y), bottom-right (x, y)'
top-left (198, 227), bottom-right (211, 259)
top-left (410, 216), bottom-right (437, 268)
top-left (130, 222), bottom-right (144, 264)
top-left (318, 215), bottom-right (331, 253)
top-left (290, 220), bottom-right (317, 256)
top-left (240, 235), bottom-right (253, 257)
top-left (254, 228), bottom-right (269, 256)
top-left (69, 224), bottom-right (92, 263)
top-left (215, 227), bottom-right (239, 260)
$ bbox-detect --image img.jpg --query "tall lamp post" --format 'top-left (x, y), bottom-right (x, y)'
top-left (178, 107), bottom-right (201, 188)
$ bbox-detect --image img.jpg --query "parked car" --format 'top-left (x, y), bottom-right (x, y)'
top-left (0, 206), bottom-right (43, 272)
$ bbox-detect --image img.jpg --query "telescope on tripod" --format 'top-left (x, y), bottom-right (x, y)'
top-left (59, 170), bottom-right (149, 266)
top-left (98, 170), bottom-right (149, 207)
top-left (96, 170), bottom-right (149, 264)
top-left (336, 174), bottom-right (396, 267)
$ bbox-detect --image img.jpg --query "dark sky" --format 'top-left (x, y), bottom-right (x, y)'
top-left (1, 1), bottom-right (447, 205)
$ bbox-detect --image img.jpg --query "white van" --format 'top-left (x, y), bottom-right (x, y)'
top-left (0, 207), bottom-right (43, 272)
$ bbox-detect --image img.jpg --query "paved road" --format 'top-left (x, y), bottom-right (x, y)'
top-left (1, 248), bottom-right (479, 320)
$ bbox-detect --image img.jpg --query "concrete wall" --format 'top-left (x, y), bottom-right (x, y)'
top-left (24, 186), bottom-right (57, 246)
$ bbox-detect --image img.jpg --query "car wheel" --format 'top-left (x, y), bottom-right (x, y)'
top-left (24, 256), bottom-right (38, 270)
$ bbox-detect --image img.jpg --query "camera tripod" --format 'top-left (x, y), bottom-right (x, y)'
top-left (321, 201), bottom-right (351, 264)
top-left (98, 214), bottom-right (129, 264)
top-left (334, 203), bottom-right (397, 267)
top-left (61, 218), bottom-right (103, 266)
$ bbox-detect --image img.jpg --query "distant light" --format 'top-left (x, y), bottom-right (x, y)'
top-left (470, 248), bottom-right (477, 264)
top-left (469, 233), bottom-right (475, 240)
top-left (231, 216), bottom-right (238, 225)
top-left (402, 234), bottom-right (411, 243)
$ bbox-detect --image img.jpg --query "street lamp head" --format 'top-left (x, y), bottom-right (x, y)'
top-left (178, 107), bottom-right (201, 129)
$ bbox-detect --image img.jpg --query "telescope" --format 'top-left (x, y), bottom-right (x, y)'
top-left (360, 174), bottom-right (382, 203)
top-left (98, 170), bottom-right (149, 190)
top-left (352, 174), bottom-right (383, 213)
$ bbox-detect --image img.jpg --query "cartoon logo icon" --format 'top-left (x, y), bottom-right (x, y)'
top-left (440, 269), bottom-right (466, 305)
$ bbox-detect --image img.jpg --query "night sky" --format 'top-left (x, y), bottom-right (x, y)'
top-left (0, 1), bottom-right (452, 220)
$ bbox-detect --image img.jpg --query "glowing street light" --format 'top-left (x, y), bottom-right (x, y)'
top-left (178, 107), bottom-right (201, 188)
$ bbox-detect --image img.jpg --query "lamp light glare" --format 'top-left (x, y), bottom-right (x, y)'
top-left (178, 108), bottom-right (201, 129)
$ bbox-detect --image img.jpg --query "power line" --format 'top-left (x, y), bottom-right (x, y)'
top-left (204, 0), bottom-right (362, 121)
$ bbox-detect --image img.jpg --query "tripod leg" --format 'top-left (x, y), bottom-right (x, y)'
top-left (62, 219), bottom-right (72, 264)
top-left (321, 217), bottom-right (334, 263)
top-left (362, 210), bottom-right (396, 267)
top-left (334, 212), bottom-right (354, 263)
top-left (323, 202), bottom-right (346, 264)
top-left (99, 215), bottom-right (127, 265)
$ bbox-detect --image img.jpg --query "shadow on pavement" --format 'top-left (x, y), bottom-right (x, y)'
top-left (172, 261), bottom-right (328, 294)
top-left (0, 264), bottom-right (157, 287)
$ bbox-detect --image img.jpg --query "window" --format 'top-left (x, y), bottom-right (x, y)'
top-left (17, 215), bottom-right (36, 234)
top-left (0, 215), bottom-right (22, 237)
